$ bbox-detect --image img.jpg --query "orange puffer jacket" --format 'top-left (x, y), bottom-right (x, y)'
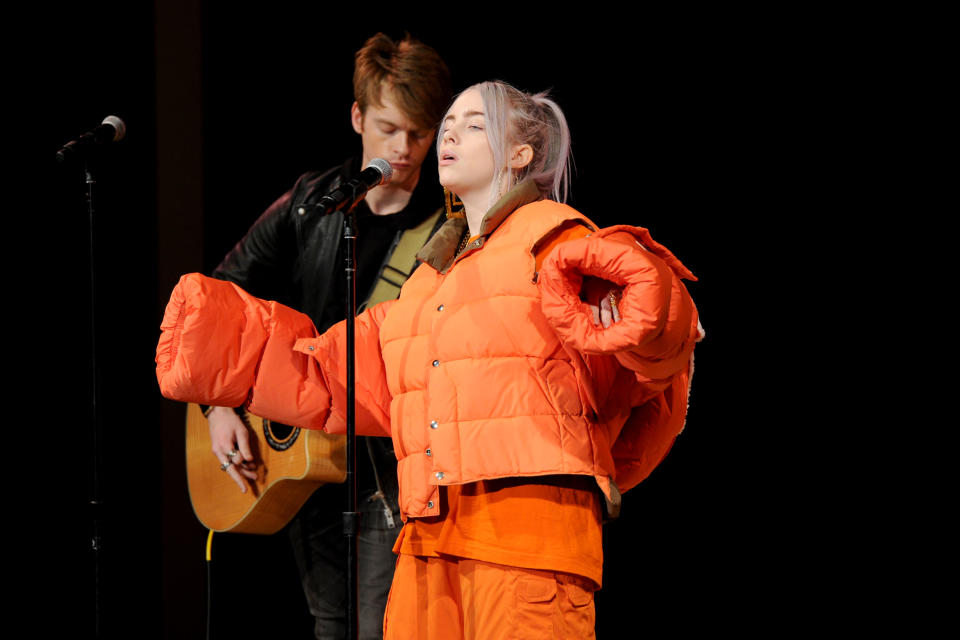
top-left (156, 189), bottom-right (701, 520)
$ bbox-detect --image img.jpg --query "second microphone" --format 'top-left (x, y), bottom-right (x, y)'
top-left (299, 158), bottom-right (394, 216)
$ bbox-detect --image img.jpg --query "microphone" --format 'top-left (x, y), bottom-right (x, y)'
top-left (298, 158), bottom-right (393, 216)
top-left (56, 115), bottom-right (127, 162)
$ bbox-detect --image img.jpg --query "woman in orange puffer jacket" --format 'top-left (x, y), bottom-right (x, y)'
top-left (157, 80), bottom-right (702, 639)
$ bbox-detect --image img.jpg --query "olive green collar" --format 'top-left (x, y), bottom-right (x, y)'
top-left (417, 181), bottom-right (541, 273)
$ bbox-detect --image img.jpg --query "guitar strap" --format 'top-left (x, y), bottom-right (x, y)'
top-left (360, 206), bottom-right (445, 311)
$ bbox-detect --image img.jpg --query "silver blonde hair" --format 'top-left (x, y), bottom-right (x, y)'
top-left (439, 80), bottom-right (573, 207)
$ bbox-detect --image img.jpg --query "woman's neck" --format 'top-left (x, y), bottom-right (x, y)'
top-left (458, 191), bottom-right (489, 238)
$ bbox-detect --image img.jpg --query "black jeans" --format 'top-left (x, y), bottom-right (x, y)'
top-left (288, 479), bottom-right (401, 640)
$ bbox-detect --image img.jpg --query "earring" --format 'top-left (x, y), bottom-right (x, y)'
top-left (444, 188), bottom-right (465, 219)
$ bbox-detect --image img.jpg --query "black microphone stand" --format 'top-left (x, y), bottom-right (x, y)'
top-left (300, 163), bottom-right (388, 640)
top-left (342, 191), bottom-right (361, 640)
top-left (59, 135), bottom-right (116, 640)
top-left (83, 157), bottom-right (104, 639)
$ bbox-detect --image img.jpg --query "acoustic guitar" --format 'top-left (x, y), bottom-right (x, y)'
top-left (185, 403), bottom-right (346, 534)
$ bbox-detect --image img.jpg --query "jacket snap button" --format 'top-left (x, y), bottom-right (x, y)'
top-left (437, 304), bottom-right (444, 312)
top-left (425, 448), bottom-right (432, 456)
top-left (435, 471), bottom-right (444, 480)
top-left (308, 345), bottom-right (314, 351)
top-left (429, 420), bottom-right (438, 429)
top-left (432, 359), bottom-right (440, 367)
top-left (427, 501), bottom-right (434, 508)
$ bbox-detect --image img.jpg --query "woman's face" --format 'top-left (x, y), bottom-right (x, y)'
top-left (437, 89), bottom-right (496, 200)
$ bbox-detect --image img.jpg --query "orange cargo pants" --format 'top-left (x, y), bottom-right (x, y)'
top-left (383, 554), bottom-right (596, 640)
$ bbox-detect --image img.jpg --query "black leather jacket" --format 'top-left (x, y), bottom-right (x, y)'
top-left (214, 156), bottom-right (442, 334)
top-left (212, 155), bottom-right (443, 514)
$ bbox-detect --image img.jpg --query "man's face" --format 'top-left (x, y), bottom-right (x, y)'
top-left (352, 89), bottom-right (435, 191)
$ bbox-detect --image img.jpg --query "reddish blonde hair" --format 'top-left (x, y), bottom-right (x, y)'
top-left (353, 33), bottom-right (451, 132)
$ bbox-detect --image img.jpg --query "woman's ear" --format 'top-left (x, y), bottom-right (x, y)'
top-left (509, 144), bottom-right (534, 170)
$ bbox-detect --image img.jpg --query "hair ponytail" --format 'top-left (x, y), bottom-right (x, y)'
top-left (525, 91), bottom-right (572, 203)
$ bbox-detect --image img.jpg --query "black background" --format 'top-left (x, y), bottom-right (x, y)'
top-left (24, 2), bottom-right (853, 638)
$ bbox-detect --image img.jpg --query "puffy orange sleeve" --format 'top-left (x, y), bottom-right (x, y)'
top-left (156, 273), bottom-right (331, 430)
top-left (291, 300), bottom-right (395, 438)
top-left (538, 226), bottom-right (704, 491)
top-left (539, 225), bottom-right (699, 375)
top-left (533, 222), bottom-right (592, 271)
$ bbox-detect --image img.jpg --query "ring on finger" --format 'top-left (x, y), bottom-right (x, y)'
top-left (227, 450), bottom-right (239, 459)
top-left (220, 460), bottom-right (234, 471)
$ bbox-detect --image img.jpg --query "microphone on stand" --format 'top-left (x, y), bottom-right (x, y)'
top-left (298, 158), bottom-right (393, 216)
top-left (56, 115), bottom-right (127, 162)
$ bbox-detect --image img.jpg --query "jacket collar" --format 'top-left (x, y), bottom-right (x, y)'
top-left (417, 180), bottom-right (542, 273)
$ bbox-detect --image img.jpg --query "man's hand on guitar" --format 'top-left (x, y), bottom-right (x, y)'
top-left (208, 406), bottom-right (259, 493)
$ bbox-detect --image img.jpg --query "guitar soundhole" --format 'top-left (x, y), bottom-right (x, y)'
top-left (262, 419), bottom-right (300, 451)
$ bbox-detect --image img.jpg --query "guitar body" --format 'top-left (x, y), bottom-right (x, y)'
top-left (185, 403), bottom-right (346, 534)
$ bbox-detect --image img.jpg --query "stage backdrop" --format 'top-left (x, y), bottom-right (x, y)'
top-left (37, 3), bottom-right (799, 638)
